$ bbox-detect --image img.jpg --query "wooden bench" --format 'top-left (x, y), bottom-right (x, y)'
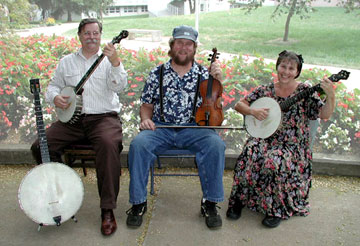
top-left (127, 29), bottom-right (162, 42)
top-left (63, 140), bottom-right (124, 176)
top-left (63, 142), bottom-right (95, 176)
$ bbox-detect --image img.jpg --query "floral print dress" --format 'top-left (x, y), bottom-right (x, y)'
top-left (228, 82), bottom-right (324, 219)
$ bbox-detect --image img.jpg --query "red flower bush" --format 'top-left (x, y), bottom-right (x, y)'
top-left (0, 34), bottom-right (359, 154)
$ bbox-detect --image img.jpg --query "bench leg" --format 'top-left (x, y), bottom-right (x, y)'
top-left (81, 160), bottom-right (87, 176)
top-left (150, 163), bottom-right (155, 195)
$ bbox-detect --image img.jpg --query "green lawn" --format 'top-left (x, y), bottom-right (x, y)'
top-left (64, 7), bottom-right (360, 69)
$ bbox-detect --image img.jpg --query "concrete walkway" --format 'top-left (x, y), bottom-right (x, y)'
top-left (1, 165), bottom-right (360, 246)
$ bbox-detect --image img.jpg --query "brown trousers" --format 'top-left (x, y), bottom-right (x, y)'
top-left (31, 112), bottom-right (123, 209)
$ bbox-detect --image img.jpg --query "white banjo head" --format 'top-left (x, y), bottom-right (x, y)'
top-left (245, 97), bottom-right (282, 139)
top-left (55, 87), bottom-right (77, 123)
top-left (18, 162), bottom-right (84, 226)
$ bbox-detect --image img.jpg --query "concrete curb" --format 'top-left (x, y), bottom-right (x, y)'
top-left (1, 144), bottom-right (359, 177)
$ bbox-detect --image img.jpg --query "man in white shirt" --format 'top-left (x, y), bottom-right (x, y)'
top-left (30, 18), bottom-right (127, 236)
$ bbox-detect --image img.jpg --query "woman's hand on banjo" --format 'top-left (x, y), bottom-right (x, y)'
top-left (319, 77), bottom-right (336, 119)
top-left (235, 100), bottom-right (269, 121)
top-left (54, 95), bottom-right (70, 110)
top-left (251, 108), bottom-right (270, 121)
top-left (320, 77), bottom-right (335, 98)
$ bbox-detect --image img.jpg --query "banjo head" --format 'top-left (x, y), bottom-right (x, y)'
top-left (56, 87), bottom-right (78, 123)
top-left (245, 97), bottom-right (282, 139)
top-left (18, 162), bottom-right (84, 226)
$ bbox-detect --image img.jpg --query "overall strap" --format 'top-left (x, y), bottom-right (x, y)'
top-left (159, 64), bottom-right (165, 122)
top-left (191, 65), bottom-right (202, 122)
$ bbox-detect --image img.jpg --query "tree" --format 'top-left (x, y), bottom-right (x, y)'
top-left (188, 0), bottom-right (196, 14)
top-left (29, 0), bottom-right (51, 20)
top-left (242, 0), bottom-right (315, 42)
top-left (40, 0), bottom-right (113, 22)
top-left (339, 0), bottom-right (360, 16)
top-left (173, 0), bottom-right (196, 14)
top-left (63, 0), bottom-right (83, 22)
top-left (47, 0), bottom-right (84, 22)
top-left (0, 0), bottom-right (33, 32)
top-left (83, 0), bottom-right (113, 20)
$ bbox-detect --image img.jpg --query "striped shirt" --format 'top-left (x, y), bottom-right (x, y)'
top-left (46, 48), bottom-right (127, 114)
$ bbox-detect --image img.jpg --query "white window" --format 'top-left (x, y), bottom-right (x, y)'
top-left (141, 6), bottom-right (148, 12)
top-left (124, 6), bottom-right (136, 13)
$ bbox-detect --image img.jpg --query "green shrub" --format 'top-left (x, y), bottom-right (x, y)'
top-left (1, 34), bottom-right (359, 155)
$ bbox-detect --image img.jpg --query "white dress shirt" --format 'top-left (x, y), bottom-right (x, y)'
top-left (46, 48), bottom-right (128, 114)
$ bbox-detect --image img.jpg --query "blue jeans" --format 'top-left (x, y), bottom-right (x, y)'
top-left (128, 122), bottom-right (226, 205)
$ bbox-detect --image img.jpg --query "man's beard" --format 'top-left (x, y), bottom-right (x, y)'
top-left (169, 49), bottom-right (195, 66)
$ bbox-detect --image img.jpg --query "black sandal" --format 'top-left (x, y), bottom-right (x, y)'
top-left (262, 215), bottom-right (282, 228)
top-left (226, 200), bottom-right (243, 220)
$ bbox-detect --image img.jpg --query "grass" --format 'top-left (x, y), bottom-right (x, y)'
top-left (64, 7), bottom-right (360, 69)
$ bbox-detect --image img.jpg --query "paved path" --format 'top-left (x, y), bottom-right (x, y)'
top-left (1, 165), bottom-right (360, 246)
top-left (16, 23), bottom-right (359, 91)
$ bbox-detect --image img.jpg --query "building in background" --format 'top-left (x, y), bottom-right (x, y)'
top-left (103, 0), bottom-right (231, 18)
top-left (40, 0), bottom-right (344, 21)
top-left (104, 0), bottom-right (149, 18)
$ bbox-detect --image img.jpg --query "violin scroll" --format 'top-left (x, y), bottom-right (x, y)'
top-left (208, 48), bottom-right (220, 64)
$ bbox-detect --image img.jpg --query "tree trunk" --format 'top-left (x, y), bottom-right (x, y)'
top-left (67, 9), bottom-right (72, 22)
top-left (42, 9), bottom-right (46, 21)
top-left (189, 0), bottom-right (196, 14)
top-left (283, 0), bottom-right (297, 42)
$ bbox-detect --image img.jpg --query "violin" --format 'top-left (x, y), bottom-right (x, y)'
top-left (195, 48), bottom-right (224, 126)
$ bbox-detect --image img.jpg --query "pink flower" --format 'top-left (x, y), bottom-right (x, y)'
top-left (135, 77), bottom-right (143, 82)
top-left (6, 89), bottom-right (14, 95)
top-left (337, 102), bottom-right (348, 109)
top-left (149, 54), bottom-right (155, 62)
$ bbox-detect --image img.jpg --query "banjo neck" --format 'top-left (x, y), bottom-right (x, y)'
top-left (30, 78), bottom-right (51, 164)
top-left (280, 85), bottom-right (320, 112)
top-left (280, 70), bottom-right (350, 112)
top-left (74, 54), bottom-right (105, 95)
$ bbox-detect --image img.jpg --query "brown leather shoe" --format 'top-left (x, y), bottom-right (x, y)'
top-left (101, 209), bottom-right (117, 236)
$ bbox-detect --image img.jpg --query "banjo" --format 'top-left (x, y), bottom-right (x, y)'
top-left (18, 78), bottom-right (84, 231)
top-left (56, 30), bottom-right (128, 124)
top-left (245, 70), bottom-right (350, 139)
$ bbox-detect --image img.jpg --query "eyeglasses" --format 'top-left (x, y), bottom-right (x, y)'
top-left (82, 31), bottom-right (101, 37)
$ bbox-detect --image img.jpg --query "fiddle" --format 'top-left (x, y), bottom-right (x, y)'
top-left (195, 48), bottom-right (224, 126)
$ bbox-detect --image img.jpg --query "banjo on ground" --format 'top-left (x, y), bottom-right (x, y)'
top-left (245, 70), bottom-right (350, 139)
top-left (18, 78), bottom-right (84, 231)
top-left (56, 30), bottom-right (128, 124)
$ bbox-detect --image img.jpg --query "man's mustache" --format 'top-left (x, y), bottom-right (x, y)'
top-left (86, 39), bottom-right (98, 44)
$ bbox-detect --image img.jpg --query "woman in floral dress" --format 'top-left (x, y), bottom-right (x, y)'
top-left (226, 50), bottom-right (336, 228)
